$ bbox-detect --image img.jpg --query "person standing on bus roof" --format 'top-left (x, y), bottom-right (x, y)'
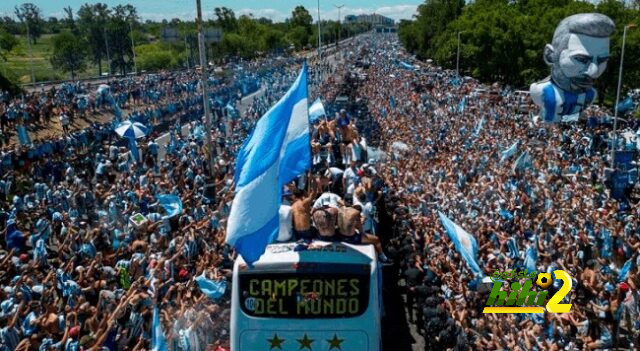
top-left (291, 183), bottom-right (318, 241)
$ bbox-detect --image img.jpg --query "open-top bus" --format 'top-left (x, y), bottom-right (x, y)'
top-left (231, 240), bottom-right (382, 350)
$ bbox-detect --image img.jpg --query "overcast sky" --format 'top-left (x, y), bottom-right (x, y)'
top-left (2, 1), bottom-right (421, 22)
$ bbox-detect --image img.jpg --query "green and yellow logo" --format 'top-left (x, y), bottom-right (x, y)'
top-left (483, 269), bottom-right (572, 314)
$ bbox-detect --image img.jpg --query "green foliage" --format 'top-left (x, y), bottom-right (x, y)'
top-left (401, 0), bottom-right (640, 103)
top-left (0, 29), bottom-right (18, 60)
top-left (135, 43), bottom-right (178, 71)
top-left (50, 30), bottom-right (87, 79)
top-left (15, 3), bottom-right (43, 44)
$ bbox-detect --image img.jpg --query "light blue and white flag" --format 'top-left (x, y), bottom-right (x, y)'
top-left (226, 63), bottom-right (310, 264)
top-left (195, 272), bottom-right (227, 300)
top-left (506, 237), bottom-right (519, 259)
top-left (524, 244), bottom-right (538, 273)
top-left (399, 61), bottom-right (413, 70)
top-left (17, 125), bottom-right (31, 145)
top-left (156, 194), bottom-right (183, 218)
top-left (458, 97), bottom-right (466, 113)
top-left (308, 97), bottom-right (326, 123)
top-left (473, 117), bottom-right (485, 137)
top-left (616, 96), bottom-right (634, 114)
top-left (438, 211), bottom-right (483, 277)
top-left (618, 259), bottom-right (633, 283)
top-left (513, 151), bottom-right (533, 172)
top-left (151, 307), bottom-right (168, 351)
top-left (500, 141), bottom-right (519, 162)
top-left (389, 96), bottom-right (396, 109)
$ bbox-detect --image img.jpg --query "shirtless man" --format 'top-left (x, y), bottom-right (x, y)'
top-left (312, 206), bottom-right (339, 239)
top-left (291, 184), bottom-right (318, 241)
top-left (337, 204), bottom-right (389, 262)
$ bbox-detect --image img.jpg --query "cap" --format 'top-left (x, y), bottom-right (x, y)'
top-left (619, 282), bottom-right (630, 292)
top-left (69, 325), bottom-right (81, 338)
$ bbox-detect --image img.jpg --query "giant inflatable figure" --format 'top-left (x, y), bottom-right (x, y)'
top-left (530, 13), bottom-right (615, 122)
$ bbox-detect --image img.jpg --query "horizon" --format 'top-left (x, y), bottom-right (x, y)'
top-left (0, 1), bottom-right (421, 23)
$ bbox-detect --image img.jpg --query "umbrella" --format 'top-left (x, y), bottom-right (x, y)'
top-left (156, 194), bottom-right (183, 218)
top-left (115, 120), bottom-right (148, 139)
top-left (96, 84), bottom-right (110, 95)
top-left (391, 141), bottom-right (409, 152)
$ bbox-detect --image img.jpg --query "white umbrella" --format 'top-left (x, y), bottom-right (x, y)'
top-left (391, 141), bottom-right (409, 152)
top-left (96, 84), bottom-right (110, 95)
top-left (115, 120), bottom-right (148, 139)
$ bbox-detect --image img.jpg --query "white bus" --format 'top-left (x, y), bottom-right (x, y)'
top-left (231, 240), bottom-right (382, 351)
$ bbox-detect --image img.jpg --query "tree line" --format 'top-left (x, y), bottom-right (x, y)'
top-left (1, 3), bottom-right (371, 81)
top-left (398, 0), bottom-right (640, 104)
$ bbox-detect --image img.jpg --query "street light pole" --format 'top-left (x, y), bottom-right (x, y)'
top-left (611, 23), bottom-right (637, 165)
top-left (196, 0), bottom-right (216, 177)
top-left (129, 21), bottom-right (137, 74)
top-left (334, 4), bottom-right (344, 47)
top-left (103, 27), bottom-right (111, 74)
top-left (456, 31), bottom-right (462, 77)
top-left (317, 0), bottom-right (322, 57)
top-left (25, 20), bottom-right (35, 84)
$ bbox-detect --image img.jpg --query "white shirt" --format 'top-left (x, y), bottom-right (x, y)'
top-left (277, 205), bottom-right (292, 242)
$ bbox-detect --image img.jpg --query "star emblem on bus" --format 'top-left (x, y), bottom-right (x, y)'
top-left (327, 334), bottom-right (344, 350)
top-left (297, 333), bottom-right (314, 350)
top-left (267, 334), bottom-right (285, 350)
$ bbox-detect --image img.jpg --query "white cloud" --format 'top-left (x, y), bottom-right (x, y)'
top-left (236, 8), bottom-right (288, 22)
top-left (136, 4), bottom-right (419, 23)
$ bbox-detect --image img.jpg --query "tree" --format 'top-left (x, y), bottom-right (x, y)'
top-left (15, 3), bottom-right (43, 44)
top-left (214, 7), bottom-right (237, 32)
top-left (50, 31), bottom-right (87, 79)
top-left (135, 43), bottom-right (178, 71)
top-left (290, 6), bottom-right (313, 30)
top-left (107, 4), bottom-right (138, 74)
top-left (0, 28), bottom-right (18, 60)
top-left (78, 3), bottom-right (112, 75)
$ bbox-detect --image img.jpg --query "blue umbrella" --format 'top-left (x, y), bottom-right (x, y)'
top-left (115, 120), bottom-right (148, 139)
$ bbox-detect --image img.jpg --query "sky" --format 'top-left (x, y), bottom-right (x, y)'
top-left (2, 1), bottom-right (422, 23)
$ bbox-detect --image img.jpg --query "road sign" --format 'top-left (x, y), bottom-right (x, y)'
top-left (161, 28), bottom-right (181, 43)
top-left (204, 27), bottom-right (223, 44)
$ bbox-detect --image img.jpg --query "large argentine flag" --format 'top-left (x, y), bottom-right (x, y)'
top-left (226, 63), bottom-right (311, 264)
top-left (438, 211), bottom-right (483, 277)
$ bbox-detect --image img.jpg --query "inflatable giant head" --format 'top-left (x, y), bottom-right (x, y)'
top-left (544, 13), bottom-right (615, 92)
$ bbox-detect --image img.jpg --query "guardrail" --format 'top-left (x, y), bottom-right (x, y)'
top-left (18, 33), bottom-right (366, 90)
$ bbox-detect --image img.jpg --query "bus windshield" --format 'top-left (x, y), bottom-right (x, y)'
top-left (238, 262), bottom-right (371, 318)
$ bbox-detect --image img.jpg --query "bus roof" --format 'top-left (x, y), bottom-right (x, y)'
top-left (234, 241), bottom-right (377, 270)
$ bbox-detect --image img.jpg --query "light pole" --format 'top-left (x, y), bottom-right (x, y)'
top-left (103, 27), bottom-right (111, 74)
top-left (611, 23), bottom-right (637, 165)
top-left (196, 0), bottom-right (216, 177)
top-left (456, 31), bottom-right (464, 77)
top-left (317, 0), bottom-right (322, 57)
top-left (129, 21), bottom-right (137, 74)
top-left (25, 20), bottom-right (35, 84)
top-left (334, 4), bottom-right (344, 47)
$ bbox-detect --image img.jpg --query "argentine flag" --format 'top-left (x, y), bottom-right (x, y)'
top-left (308, 97), bottom-right (326, 123)
top-left (151, 307), bottom-right (168, 351)
top-left (226, 63), bottom-right (311, 264)
top-left (438, 211), bottom-right (483, 277)
top-left (500, 140), bottom-right (519, 163)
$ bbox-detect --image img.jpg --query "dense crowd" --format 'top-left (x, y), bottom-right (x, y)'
top-left (1, 31), bottom-right (639, 351)
top-left (355, 37), bottom-right (640, 350)
top-left (0, 47), bottom-right (337, 350)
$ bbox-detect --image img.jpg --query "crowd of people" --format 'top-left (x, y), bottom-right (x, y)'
top-left (355, 37), bottom-right (640, 350)
top-left (1, 30), bottom-right (639, 351)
